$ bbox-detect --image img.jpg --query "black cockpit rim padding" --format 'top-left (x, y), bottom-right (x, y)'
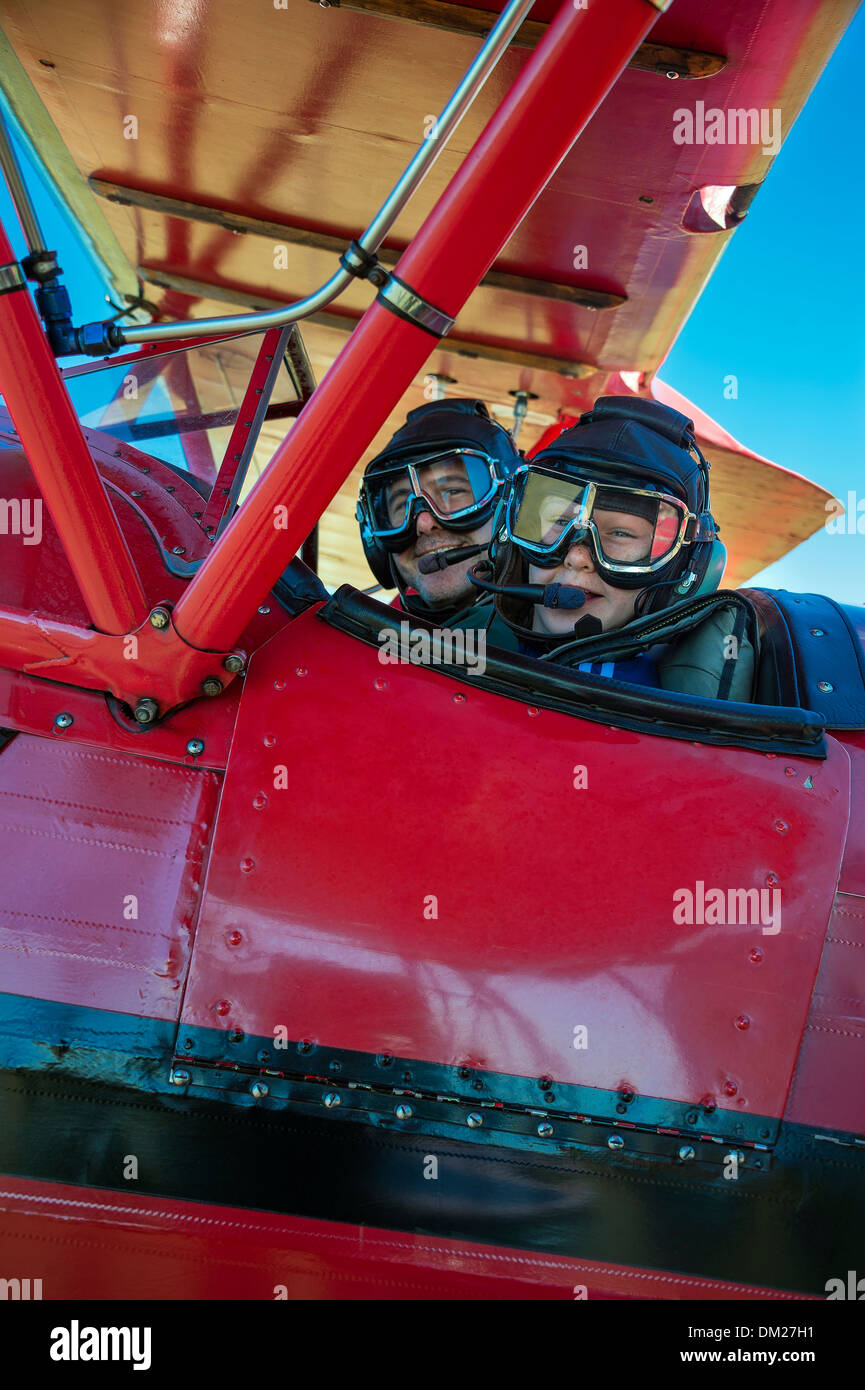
top-left (317, 586), bottom-right (828, 758)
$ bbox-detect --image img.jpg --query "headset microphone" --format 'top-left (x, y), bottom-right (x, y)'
top-left (467, 566), bottom-right (587, 610)
top-left (416, 544), bottom-right (487, 574)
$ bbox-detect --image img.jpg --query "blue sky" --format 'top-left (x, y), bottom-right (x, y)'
top-left (1, 7), bottom-right (862, 602)
top-left (663, 4), bottom-right (865, 604)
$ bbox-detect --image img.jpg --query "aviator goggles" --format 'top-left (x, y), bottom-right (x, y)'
top-left (504, 464), bottom-right (716, 574)
top-left (358, 448), bottom-right (503, 549)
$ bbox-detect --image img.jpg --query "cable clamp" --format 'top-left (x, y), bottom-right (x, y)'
top-left (377, 273), bottom-right (455, 339)
top-left (339, 239), bottom-right (388, 287)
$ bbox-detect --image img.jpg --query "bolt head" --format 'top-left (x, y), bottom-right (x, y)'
top-left (678, 1145), bottom-right (696, 1161)
top-left (201, 677), bottom-right (223, 698)
top-left (537, 1122), bottom-right (554, 1138)
top-left (323, 1092), bottom-right (340, 1108)
top-left (250, 1081), bottom-right (268, 1100)
top-left (149, 607), bottom-right (170, 629)
top-left (466, 1112), bottom-right (483, 1129)
top-left (134, 699), bottom-right (158, 724)
top-left (170, 1068), bottom-right (190, 1086)
top-left (186, 738), bottom-right (204, 757)
top-left (395, 1104), bottom-right (413, 1121)
top-left (223, 653), bottom-right (245, 674)
top-left (53, 712), bottom-right (73, 729)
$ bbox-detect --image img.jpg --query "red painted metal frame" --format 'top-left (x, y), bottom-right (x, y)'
top-left (0, 224), bottom-right (147, 635)
top-left (200, 326), bottom-right (286, 535)
top-left (172, 0), bottom-right (661, 652)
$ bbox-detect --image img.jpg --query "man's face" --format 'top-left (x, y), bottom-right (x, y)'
top-left (528, 499), bottom-right (649, 636)
top-left (386, 458), bottom-right (492, 609)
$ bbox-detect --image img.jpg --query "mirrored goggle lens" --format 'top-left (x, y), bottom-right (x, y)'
top-left (367, 452), bottom-right (497, 534)
top-left (511, 473), bottom-right (684, 566)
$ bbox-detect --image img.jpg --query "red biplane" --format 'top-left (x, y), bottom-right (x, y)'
top-left (0, 0), bottom-right (862, 1301)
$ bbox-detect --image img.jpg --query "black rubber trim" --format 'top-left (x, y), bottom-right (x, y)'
top-left (318, 586), bottom-right (827, 756)
top-left (0, 1065), bottom-right (862, 1297)
top-left (272, 557), bottom-right (329, 616)
top-left (1, 994), bottom-right (862, 1295)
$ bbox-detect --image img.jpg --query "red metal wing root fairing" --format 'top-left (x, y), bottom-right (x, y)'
top-left (0, 0), bottom-right (863, 1301)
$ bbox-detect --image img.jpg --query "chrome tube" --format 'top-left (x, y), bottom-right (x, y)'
top-left (0, 108), bottom-right (47, 254)
top-left (119, 0), bottom-right (534, 345)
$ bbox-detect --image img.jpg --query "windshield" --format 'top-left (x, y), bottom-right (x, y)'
top-left (61, 334), bottom-right (301, 483)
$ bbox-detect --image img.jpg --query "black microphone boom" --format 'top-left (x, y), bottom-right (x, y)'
top-left (467, 569), bottom-right (587, 610)
top-left (416, 544), bottom-right (487, 574)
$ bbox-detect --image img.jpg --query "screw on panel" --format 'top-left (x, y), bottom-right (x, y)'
top-left (149, 607), bottom-right (170, 629)
top-left (186, 739), bottom-right (204, 757)
top-left (607, 1134), bottom-right (625, 1150)
top-left (466, 1113), bottom-right (483, 1128)
top-left (250, 1081), bottom-right (269, 1100)
top-left (171, 546), bottom-right (185, 556)
top-left (817, 681), bottom-right (833, 693)
top-left (258, 606), bottom-right (270, 615)
top-left (201, 677), bottom-right (223, 697)
top-left (53, 712), bottom-right (73, 729)
top-left (678, 1145), bottom-right (696, 1161)
top-left (323, 1092), bottom-right (340, 1108)
top-left (170, 1069), bottom-right (190, 1086)
top-left (810, 628), bottom-right (825, 636)
top-left (537, 1122), bottom-right (554, 1138)
top-left (395, 1104), bottom-right (413, 1121)
top-left (134, 699), bottom-right (159, 724)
